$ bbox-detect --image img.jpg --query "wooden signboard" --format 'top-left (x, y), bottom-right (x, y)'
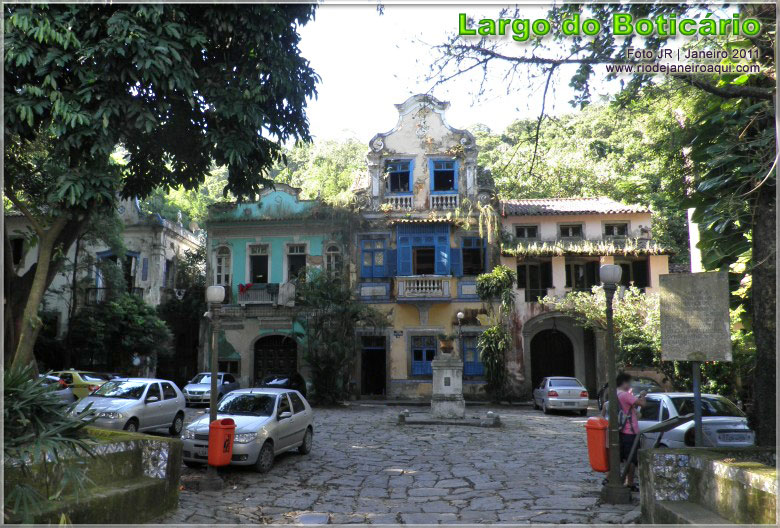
top-left (659, 271), bottom-right (731, 362)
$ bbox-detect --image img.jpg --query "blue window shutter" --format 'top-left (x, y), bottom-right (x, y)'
top-left (408, 159), bottom-right (415, 191)
top-left (451, 248), bottom-right (462, 277)
top-left (360, 241), bottom-right (372, 279)
top-left (399, 245), bottom-right (412, 276)
top-left (434, 232), bottom-right (450, 275)
top-left (453, 160), bottom-right (459, 190)
top-left (387, 249), bottom-right (397, 276)
top-left (428, 159), bottom-right (435, 191)
top-left (141, 258), bottom-right (149, 281)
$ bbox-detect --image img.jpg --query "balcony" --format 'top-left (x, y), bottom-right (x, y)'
top-left (383, 195), bottom-right (413, 210)
top-left (86, 287), bottom-right (143, 305)
top-left (236, 282), bottom-right (296, 307)
top-left (429, 193), bottom-right (459, 210)
top-left (397, 276), bottom-right (451, 301)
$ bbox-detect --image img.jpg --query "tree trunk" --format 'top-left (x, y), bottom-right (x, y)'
top-left (10, 217), bottom-right (68, 371)
top-left (749, 182), bottom-right (776, 446)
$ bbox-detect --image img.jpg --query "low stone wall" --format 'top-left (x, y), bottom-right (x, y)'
top-left (5, 427), bottom-right (182, 524)
top-left (639, 447), bottom-right (776, 524)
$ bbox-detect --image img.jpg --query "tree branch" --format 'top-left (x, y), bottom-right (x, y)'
top-left (527, 66), bottom-right (556, 179)
top-left (674, 75), bottom-right (774, 100)
top-left (6, 192), bottom-right (45, 236)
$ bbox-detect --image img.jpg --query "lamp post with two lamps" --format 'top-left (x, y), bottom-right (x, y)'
top-left (598, 264), bottom-right (631, 504)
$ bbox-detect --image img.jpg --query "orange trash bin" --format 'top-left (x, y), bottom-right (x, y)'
top-left (585, 416), bottom-right (609, 472)
top-left (208, 418), bottom-right (236, 467)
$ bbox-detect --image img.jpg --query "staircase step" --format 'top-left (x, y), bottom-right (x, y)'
top-left (28, 476), bottom-right (174, 524)
top-left (655, 500), bottom-right (734, 525)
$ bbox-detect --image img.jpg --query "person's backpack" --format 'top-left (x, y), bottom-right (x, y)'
top-left (617, 393), bottom-right (636, 433)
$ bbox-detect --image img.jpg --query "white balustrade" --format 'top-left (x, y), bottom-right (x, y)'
top-left (429, 193), bottom-right (459, 210)
top-left (383, 195), bottom-right (414, 210)
top-left (397, 277), bottom-right (451, 299)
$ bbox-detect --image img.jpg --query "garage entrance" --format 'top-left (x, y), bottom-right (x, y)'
top-left (530, 328), bottom-right (575, 388)
top-left (360, 336), bottom-right (386, 396)
top-left (254, 335), bottom-right (297, 384)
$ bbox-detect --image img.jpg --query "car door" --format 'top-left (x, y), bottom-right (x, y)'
top-left (536, 378), bottom-right (548, 406)
top-left (637, 396), bottom-right (662, 447)
top-left (160, 382), bottom-right (180, 423)
top-left (141, 382), bottom-right (165, 430)
top-left (287, 391), bottom-right (309, 444)
top-left (275, 393), bottom-right (296, 451)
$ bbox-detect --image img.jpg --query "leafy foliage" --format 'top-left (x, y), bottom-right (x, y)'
top-left (4, 364), bottom-right (95, 523)
top-left (69, 294), bottom-right (172, 372)
top-left (476, 265), bottom-right (517, 400)
top-left (295, 271), bottom-right (385, 404)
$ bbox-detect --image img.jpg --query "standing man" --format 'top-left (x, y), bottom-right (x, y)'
top-left (616, 372), bottom-right (647, 490)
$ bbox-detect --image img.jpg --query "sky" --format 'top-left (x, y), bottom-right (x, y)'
top-left (297, 4), bottom-right (622, 143)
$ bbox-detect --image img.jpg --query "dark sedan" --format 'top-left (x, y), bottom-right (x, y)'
top-left (258, 373), bottom-right (307, 398)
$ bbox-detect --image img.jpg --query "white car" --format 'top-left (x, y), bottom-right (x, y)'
top-left (73, 378), bottom-right (186, 434)
top-left (182, 388), bottom-right (314, 473)
top-left (638, 392), bottom-right (754, 448)
top-left (532, 376), bottom-right (589, 415)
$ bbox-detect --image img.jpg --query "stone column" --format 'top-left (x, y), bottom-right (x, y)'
top-left (430, 343), bottom-right (465, 419)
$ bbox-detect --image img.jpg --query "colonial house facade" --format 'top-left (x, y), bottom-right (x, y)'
top-left (203, 94), bottom-right (672, 400)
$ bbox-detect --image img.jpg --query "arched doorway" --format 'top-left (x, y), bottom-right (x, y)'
top-left (254, 335), bottom-right (297, 384)
top-left (530, 329), bottom-right (575, 388)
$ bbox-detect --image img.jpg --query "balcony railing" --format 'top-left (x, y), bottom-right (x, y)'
top-left (237, 283), bottom-right (279, 305)
top-left (397, 276), bottom-right (451, 300)
top-left (429, 193), bottom-right (459, 210)
top-left (383, 195), bottom-right (413, 210)
top-left (86, 287), bottom-right (143, 305)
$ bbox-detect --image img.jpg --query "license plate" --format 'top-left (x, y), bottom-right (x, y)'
top-left (195, 447), bottom-right (208, 457)
top-left (564, 402), bottom-right (576, 406)
top-left (720, 433), bottom-right (749, 442)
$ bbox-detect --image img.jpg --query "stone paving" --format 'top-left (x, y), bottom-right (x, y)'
top-left (158, 405), bottom-right (641, 524)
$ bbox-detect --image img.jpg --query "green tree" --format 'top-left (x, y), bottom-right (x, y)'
top-left (476, 265), bottom-right (516, 401)
top-left (68, 294), bottom-right (172, 373)
top-left (294, 271), bottom-right (385, 404)
top-left (5, 4), bottom-right (319, 369)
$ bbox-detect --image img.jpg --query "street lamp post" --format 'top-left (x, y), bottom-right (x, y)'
top-left (599, 265), bottom-right (631, 504)
top-left (456, 311), bottom-right (464, 357)
top-left (202, 285), bottom-right (225, 490)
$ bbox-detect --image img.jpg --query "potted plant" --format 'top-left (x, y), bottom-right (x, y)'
top-left (437, 333), bottom-right (457, 353)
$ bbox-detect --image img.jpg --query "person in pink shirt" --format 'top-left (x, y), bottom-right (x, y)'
top-left (616, 373), bottom-right (647, 490)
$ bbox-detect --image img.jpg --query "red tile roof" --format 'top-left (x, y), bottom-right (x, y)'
top-left (500, 197), bottom-right (650, 216)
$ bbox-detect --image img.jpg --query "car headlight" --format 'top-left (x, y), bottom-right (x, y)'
top-left (96, 411), bottom-right (124, 419)
top-left (182, 428), bottom-right (196, 440)
top-left (233, 432), bottom-right (257, 444)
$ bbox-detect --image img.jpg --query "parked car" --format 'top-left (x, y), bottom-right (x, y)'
top-left (39, 374), bottom-right (76, 404)
top-left (532, 377), bottom-right (589, 415)
top-left (52, 370), bottom-right (112, 399)
top-left (638, 393), bottom-right (755, 448)
top-left (258, 373), bottom-right (307, 398)
top-left (182, 388), bottom-right (313, 472)
top-left (182, 372), bottom-right (240, 406)
top-left (597, 376), bottom-right (664, 410)
top-left (72, 378), bottom-right (186, 434)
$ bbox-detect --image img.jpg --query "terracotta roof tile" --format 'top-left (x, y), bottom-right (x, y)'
top-left (500, 197), bottom-right (650, 216)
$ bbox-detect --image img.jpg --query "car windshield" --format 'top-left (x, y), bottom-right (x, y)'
top-left (40, 376), bottom-right (60, 386)
top-left (217, 394), bottom-right (276, 416)
top-left (671, 396), bottom-right (745, 417)
top-left (262, 376), bottom-right (289, 385)
top-left (550, 379), bottom-right (581, 387)
top-left (191, 374), bottom-right (219, 384)
top-left (82, 372), bottom-right (111, 382)
top-left (92, 381), bottom-right (148, 399)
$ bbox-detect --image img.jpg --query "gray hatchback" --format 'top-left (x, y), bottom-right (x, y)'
top-left (183, 372), bottom-right (240, 406)
top-left (182, 388), bottom-right (313, 472)
top-left (73, 378), bottom-right (186, 434)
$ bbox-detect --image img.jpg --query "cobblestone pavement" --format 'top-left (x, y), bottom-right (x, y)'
top-left (158, 405), bottom-right (641, 524)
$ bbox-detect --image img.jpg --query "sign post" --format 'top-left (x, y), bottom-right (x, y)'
top-left (660, 272), bottom-right (731, 446)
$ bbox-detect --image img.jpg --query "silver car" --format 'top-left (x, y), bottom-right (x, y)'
top-left (182, 388), bottom-right (313, 473)
top-left (638, 393), bottom-right (755, 448)
top-left (40, 375), bottom-right (76, 404)
top-left (183, 372), bottom-right (240, 406)
top-left (533, 377), bottom-right (589, 415)
top-left (73, 378), bottom-right (186, 434)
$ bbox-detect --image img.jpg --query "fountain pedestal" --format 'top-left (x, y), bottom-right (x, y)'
top-left (430, 350), bottom-right (465, 419)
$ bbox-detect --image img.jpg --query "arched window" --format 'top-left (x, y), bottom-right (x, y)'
top-left (215, 246), bottom-right (231, 285)
top-left (325, 244), bottom-right (343, 276)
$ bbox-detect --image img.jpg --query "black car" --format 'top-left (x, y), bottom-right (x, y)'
top-left (258, 373), bottom-right (307, 398)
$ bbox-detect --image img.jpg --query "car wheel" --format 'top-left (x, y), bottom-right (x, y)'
top-left (542, 402), bottom-right (550, 415)
top-left (124, 418), bottom-right (139, 432)
top-left (254, 441), bottom-right (275, 473)
top-left (579, 409), bottom-right (588, 416)
top-left (169, 412), bottom-right (184, 435)
top-left (533, 398), bottom-right (540, 410)
top-left (298, 428), bottom-right (313, 455)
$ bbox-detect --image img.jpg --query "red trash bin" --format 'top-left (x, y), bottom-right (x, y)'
top-left (585, 416), bottom-right (609, 472)
top-left (208, 418), bottom-right (236, 466)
